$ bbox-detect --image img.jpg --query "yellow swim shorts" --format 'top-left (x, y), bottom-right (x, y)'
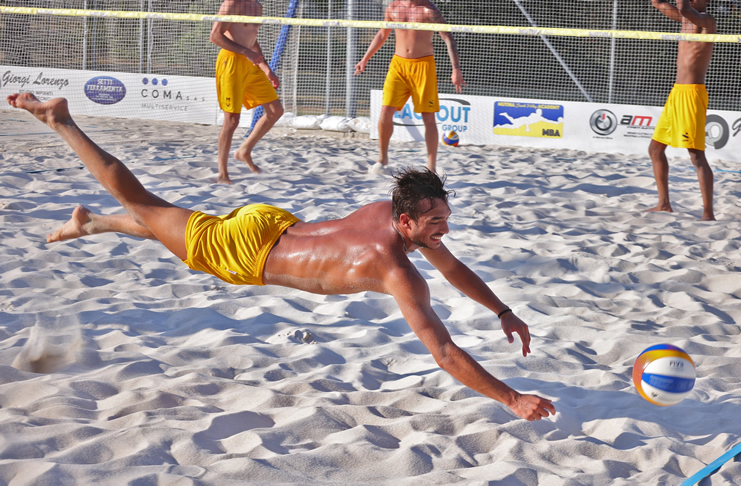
top-left (183, 204), bottom-right (300, 286)
top-left (215, 49), bottom-right (278, 113)
top-left (382, 55), bottom-right (439, 112)
top-left (652, 84), bottom-right (708, 150)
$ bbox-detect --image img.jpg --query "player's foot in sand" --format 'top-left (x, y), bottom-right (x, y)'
top-left (217, 173), bottom-right (234, 185)
top-left (47, 206), bottom-right (95, 242)
top-left (701, 212), bottom-right (716, 221)
top-left (6, 93), bottom-right (72, 129)
top-left (234, 147), bottom-right (262, 174)
top-left (645, 205), bottom-right (673, 214)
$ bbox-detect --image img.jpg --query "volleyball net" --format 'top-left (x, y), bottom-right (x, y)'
top-left (1, 0), bottom-right (740, 122)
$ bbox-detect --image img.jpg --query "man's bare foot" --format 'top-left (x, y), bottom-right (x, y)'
top-left (234, 148), bottom-right (262, 174)
top-left (7, 93), bottom-right (72, 129)
top-left (645, 205), bottom-right (673, 213)
top-left (217, 174), bottom-right (234, 185)
top-left (701, 212), bottom-right (716, 221)
top-left (47, 206), bottom-right (95, 242)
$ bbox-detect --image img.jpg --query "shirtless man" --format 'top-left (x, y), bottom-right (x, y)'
top-left (648, 0), bottom-right (716, 220)
top-left (210, 0), bottom-right (284, 183)
top-left (354, 0), bottom-right (466, 174)
top-left (7, 93), bottom-right (555, 422)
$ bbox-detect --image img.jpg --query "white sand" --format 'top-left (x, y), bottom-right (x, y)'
top-left (1, 108), bottom-right (740, 485)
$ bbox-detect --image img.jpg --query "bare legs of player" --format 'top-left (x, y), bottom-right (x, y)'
top-left (647, 139), bottom-right (715, 221)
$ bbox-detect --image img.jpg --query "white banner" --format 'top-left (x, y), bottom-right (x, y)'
top-left (370, 90), bottom-right (741, 163)
top-left (0, 66), bottom-right (254, 126)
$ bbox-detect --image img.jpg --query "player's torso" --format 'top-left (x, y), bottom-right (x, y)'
top-left (263, 202), bottom-right (406, 295)
top-left (224, 1), bottom-right (262, 49)
top-left (675, 20), bottom-right (714, 84)
top-left (389, 4), bottom-right (436, 58)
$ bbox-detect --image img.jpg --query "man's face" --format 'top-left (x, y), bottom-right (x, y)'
top-left (408, 198), bottom-right (451, 249)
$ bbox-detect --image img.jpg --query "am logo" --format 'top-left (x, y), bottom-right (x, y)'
top-left (620, 115), bottom-right (653, 127)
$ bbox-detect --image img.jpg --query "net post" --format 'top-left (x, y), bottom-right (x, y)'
top-left (345, 0), bottom-right (357, 119)
top-left (82, 0), bottom-right (89, 70)
top-left (326, 0), bottom-right (333, 115)
top-left (608, 0), bottom-right (619, 103)
top-left (139, 0), bottom-right (145, 73)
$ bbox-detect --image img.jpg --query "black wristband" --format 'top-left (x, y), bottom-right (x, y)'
top-left (497, 308), bottom-right (512, 318)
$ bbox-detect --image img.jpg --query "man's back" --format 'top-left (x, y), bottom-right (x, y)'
top-left (263, 201), bottom-right (415, 295)
top-left (387, 1), bottom-right (439, 58)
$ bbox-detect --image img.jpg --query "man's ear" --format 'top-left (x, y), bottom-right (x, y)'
top-left (398, 213), bottom-right (414, 229)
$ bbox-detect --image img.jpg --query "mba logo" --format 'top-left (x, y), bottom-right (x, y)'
top-left (493, 102), bottom-right (564, 138)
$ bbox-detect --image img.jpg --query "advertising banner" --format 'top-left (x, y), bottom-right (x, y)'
top-left (0, 66), bottom-right (254, 126)
top-left (370, 90), bottom-right (741, 163)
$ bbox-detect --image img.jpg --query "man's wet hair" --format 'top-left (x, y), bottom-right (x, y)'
top-left (390, 168), bottom-right (454, 221)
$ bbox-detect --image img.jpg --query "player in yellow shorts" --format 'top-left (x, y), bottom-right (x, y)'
top-left (183, 204), bottom-right (300, 286)
top-left (652, 84), bottom-right (708, 150)
top-left (381, 55), bottom-right (440, 112)
top-left (354, 0), bottom-right (466, 174)
top-left (648, 0), bottom-right (715, 221)
top-left (210, 0), bottom-right (284, 183)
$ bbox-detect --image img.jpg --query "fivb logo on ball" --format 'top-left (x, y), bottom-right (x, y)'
top-left (393, 97), bottom-right (472, 134)
top-left (633, 344), bottom-right (696, 406)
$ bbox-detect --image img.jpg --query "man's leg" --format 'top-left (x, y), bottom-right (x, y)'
top-left (217, 111), bottom-right (240, 184)
top-left (688, 148), bottom-right (715, 221)
top-left (234, 98), bottom-right (284, 174)
top-left (647, 139), bottom-right (672, 213)
top-left (421, 112), bottom-right (438, 173)
top-left (377, 105), bottom-right (397, 166)
top-left (8, 93), bottom-right (192, 260)
top-left (47, 206), bottom-right (155, 243)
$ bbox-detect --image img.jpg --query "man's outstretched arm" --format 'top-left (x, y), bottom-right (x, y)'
top-left (421, 244), bottom-right (531, 356)
top-left (387, 267), bottom-right (555, 421)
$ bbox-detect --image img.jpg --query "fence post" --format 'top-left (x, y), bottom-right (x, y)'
top-left (345, 0), bottom-right (357, 118)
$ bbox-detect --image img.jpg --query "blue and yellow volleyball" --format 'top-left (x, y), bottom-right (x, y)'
top-left (632, 344), bottom-right (695, 406)
top-left (442, 131), bottom-right (459, 146)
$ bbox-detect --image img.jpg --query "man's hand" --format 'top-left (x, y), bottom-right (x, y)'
top-left (451, 69), bottom-right (467, 94)
top-left (501, 312), bottom-right (531, 357)
top-left (510, 393), bottom-right (556, 421)
top-left (249, 53), bottom-right (266, 66)
top-left (265, 69), bottom-right (280, 89)
top-left (354, 59), bottom-right (368, 75)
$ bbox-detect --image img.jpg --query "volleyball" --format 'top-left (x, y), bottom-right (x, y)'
top-left (442, 131), bottom-right (459, 146)
top-left (632, 344), bottom-right (696, 406)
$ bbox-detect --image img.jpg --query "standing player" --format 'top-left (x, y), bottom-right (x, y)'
top-left (354, 0), bottom-right (466, 174)
top-left (648, 0), bottom-right (716, 220)
top-left (210, 0), bottom-right (284, 184)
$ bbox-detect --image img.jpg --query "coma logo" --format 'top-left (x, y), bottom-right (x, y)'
top-left (705, 114), bottom-right (729, 149)
top-left (84, 76), bottom-right (126, 105)
top-left (590, 109), bottom-right (617, 136)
